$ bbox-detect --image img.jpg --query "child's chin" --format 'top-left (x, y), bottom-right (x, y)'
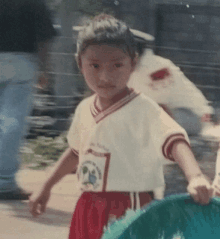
top-left (98, 91), bottom-right (116, 99)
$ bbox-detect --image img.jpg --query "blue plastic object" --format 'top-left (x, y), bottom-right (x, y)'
top-left (102, 194), bottom-right (220, 239)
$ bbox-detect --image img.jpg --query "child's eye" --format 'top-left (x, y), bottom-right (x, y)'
top-left (115, 63), bottom-right (123, 68)
top-left (91, 64), bottom-right (99, 69)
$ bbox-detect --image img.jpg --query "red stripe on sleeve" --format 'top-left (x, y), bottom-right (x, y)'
top-left (162, 134), bottom-right (190, 161)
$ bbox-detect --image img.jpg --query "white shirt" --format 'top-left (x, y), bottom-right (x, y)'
top-left (67, 89), bottom-right (189, 192)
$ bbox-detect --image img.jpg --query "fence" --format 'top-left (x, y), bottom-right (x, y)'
top-left (155, 4), bottom-right (220, 105)
top-left (27, 3), bottom-right (220, 139)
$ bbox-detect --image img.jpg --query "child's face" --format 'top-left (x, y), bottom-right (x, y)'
top-left (79, 44), bottom-right (136, 100)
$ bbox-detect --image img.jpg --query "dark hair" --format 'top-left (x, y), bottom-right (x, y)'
top-left (76, 13), bottom-right (136, 61)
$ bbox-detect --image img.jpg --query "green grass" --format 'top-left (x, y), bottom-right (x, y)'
top-left (20, 133), bottom-right (68, 170)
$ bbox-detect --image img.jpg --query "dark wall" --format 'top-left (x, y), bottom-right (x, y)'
top-left (108, 1), bottom-right (220, 104)
top-left (155, 4), bottom-right (220, 103)
top-left (102, 0), bottom-right (155, 35)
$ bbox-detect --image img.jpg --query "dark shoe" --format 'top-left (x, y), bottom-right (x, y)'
top-left (0, 188), bottom-right (32, 200)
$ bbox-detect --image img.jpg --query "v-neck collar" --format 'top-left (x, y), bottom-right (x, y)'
top-left (90, 88), bottom-right (139, 123)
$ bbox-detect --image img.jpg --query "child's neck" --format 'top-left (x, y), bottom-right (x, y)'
top-left (96, 97), bottom-right (113, 111)
top-left (96, 87), bottom-right (130, 111)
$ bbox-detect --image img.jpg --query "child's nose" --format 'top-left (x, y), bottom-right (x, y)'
top-left (99, 69), bottom-right (112, 82)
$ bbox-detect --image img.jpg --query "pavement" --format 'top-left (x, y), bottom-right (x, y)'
top-left (0, 168), bottom-right (81, 239)
top-left (0, 144), bottom-right (217, 239)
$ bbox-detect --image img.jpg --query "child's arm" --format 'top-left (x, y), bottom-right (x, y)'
top-left (171, 141), bottom-right (213, 204)
top-left (29, 147), bottom-right (79, 217)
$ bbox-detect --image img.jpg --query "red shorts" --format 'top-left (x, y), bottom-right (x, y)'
top-left (69, 191), bottom-right (154, 239)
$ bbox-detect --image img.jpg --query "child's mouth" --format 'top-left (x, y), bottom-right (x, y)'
top-left (98, 85), bottom-right (115, 89)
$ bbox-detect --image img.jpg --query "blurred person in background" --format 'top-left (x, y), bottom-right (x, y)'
top-left (129, 29), bottom-right (214, 138)
top-left (0, 0), bottom-right (56, 200)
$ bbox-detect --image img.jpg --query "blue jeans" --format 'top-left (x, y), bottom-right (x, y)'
top-left (0, 53), bottom-right (37, 192)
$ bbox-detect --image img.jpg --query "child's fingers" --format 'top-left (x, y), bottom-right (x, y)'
top-left (188, 185), bottom-right (212, 204)
top-left (188, 175), bottom-right (213, 204)
top-left (29, 197), bottom-right (45, 217)
top-left (197, 186), bottom-right (211, 204)
top-left (187, 187), bottom-right (200, 203)
top-left (40, 202), bottom-right (47, 214)
top-left (29, 200), bottom-right (41, 217)
top-left (28, 190), bottom-right (50, 217)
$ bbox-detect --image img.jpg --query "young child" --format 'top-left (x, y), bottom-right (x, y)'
top-left (29, 14), bottom-right (213, 239)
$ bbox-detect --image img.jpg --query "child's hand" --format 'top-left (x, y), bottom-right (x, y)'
top-left (187, 174), bottom-right (213, 205)
top-left (29, 188), bottom-right (51, 217)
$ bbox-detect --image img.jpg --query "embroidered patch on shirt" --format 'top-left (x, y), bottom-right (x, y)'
top-left (77, 148), bottom-right (111, 191)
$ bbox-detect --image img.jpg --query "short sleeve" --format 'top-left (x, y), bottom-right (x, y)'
top-left (67, 104), bottom-right (82, 156)
top-left (152, 107), bottom-right (190, 161)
